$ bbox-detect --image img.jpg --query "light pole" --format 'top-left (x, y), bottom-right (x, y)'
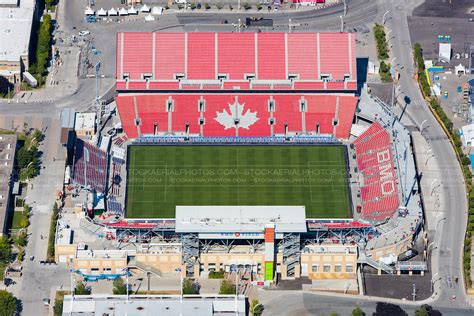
top-left (383, 10), bottom-right (390, 24)
top-left (436, 216), bottom-right (446, 230)
top-left (343, 0), bottom-right (347, 16)
top-left (339, 15), bottom-right (344, 32)
top-left (420, 119), bottom-right (428, 133)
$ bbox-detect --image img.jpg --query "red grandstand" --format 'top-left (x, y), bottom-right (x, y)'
top-left (116, 32), bottom-right (357, 92)
top-left (115, 94), bottom-right (357, 139)
top-left (115, 32), bottom-right (359, 140)
top-left (353, 122), bottom-right (400, 221)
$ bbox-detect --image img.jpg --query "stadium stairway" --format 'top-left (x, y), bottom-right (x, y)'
top-left (128, 258), bottom-right (162, 277)
top-left (358, 254), bottom-right (395, 274)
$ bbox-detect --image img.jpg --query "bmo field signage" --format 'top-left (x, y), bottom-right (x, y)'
top-left (198, 232), bottom-right (284, 239)
top-left (377, 148), bottom-right (396, 195)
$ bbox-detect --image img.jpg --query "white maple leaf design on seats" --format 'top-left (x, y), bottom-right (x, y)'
top-left (215, 98), bottom-right (259, 130)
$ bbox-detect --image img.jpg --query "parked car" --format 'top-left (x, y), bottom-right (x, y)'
top-left (79, 30), bottom-right (90, 36)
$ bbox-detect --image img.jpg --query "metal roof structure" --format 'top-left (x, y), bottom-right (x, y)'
top-left (175, 205), bottom-right (307, 233)
top-left (62, 294), bottom-right (246, 315)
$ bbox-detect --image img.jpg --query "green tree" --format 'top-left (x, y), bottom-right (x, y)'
top-left (113, 278), bottom-right (128, 295)
top-left (17, 230), bottom-right (27, 247)
top-left (0, 236), bottom-right (11, 263)
top-left (17, 247), bottom-right (24, 262)
top-left (182, 278), bottom-right (197, 294)
top-left (53, 299), bottom-right (63, 316)
top-left (0, 290), bottom-right (17, 316)
top-left (19, 215), bottom-right (29, 229)
top-left (352, 306), bottom-right (365, 316)
top-left (218, 279), bottom-right (236, 295)
top-left (250, 299), bottom-right (264, 315)
top-left (74, 282), bottom-right (90, 295)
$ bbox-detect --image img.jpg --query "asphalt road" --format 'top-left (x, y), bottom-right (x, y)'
top-left (261, 291), bottom-right (473, 316)
top-left (384, 0), bottom-right (468, 308)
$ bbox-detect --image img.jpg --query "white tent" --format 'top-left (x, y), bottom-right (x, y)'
top-left (84, 7), bottom-right (95, 15)
top-left (140, 4), bottom-right (151, 12)
top-left (144, 14), bottom-right (155, 22)
top-left (119, 7), bottom-right (129, 15)
top-left (128, 6), bottom-right (138, 15)
top-left (108, 8), bottom-right (118, 16)
top-left (97, 8), bottom-right (107, 16)
top-left (151, 6), bottom-right (163, 15)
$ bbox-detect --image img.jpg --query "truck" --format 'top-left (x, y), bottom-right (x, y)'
top-left (245, 17), bottom-right (273, 27)
top-left (22, 71), bottom-right (38, 88)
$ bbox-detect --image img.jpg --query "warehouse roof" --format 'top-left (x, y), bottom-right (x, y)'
top-left (176, 205), bottom-right (307, 233)
top-left (62, 295), bottom-right (246, 315)
top-left (0, 0), bottom-right (35, 63)
top-left (116, 32), bottom-right (357, 91)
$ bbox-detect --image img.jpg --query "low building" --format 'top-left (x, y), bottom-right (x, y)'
top-left (0, 134), bottom-right (17, 235)
top-left (62, 294), bottom-right (246, 316)
top-left (74, 113), bottom-right (96, 138)
top-left (0, 0), bottom-right (37, 84)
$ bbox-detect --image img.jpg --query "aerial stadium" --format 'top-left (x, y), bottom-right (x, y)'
top-left (64, 31), bottom-right (425, 285)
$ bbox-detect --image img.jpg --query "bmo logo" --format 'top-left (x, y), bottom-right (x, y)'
top-left (377, 149), bottom-right (395, 195)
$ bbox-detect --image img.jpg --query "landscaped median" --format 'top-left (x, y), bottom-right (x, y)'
top-left (373, 23), bottom-right (391, 82)
top-left (46, 203), bottom-right (59, 262)
top-left (413, 43), bottom-right (473, 288)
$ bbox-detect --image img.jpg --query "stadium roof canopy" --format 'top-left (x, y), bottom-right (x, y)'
top-left (175, 206), bottom-right (307, 233)
top-left (116, 32), bottom-right (357, 92)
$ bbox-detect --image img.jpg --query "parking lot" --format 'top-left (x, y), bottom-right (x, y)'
top-left (408, 0), bottom-right (474, 69)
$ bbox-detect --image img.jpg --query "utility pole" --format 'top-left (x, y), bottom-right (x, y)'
top-left (383, 10), bottom-right (390, 24)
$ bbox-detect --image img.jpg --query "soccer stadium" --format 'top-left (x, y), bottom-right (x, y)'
top-left (64, 32), bottom-right (425, 285)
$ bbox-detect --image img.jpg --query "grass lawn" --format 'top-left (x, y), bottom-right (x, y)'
top-left (11, 211), bottom-right (25, 230)
top-left (126, 145), bottom-right (351, 219)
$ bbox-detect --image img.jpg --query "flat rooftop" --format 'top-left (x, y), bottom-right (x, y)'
top-left (176, 205), bottom-right (307, 233)
top-left (62, 295), bottom-right (246, 315)
top-left (0, 134), bottom-right (17, 234)
top-left (0, 0), bottom-right (35, 63)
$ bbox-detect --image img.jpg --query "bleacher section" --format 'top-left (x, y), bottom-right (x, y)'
top-left (72, 139), bottom-right (108, 193)
top-left (116, 94), bottom-right (358, 139)
top-left (116, 32), bottom-right (357, 91)
top-left (353, 122), bottom-right (399, 222)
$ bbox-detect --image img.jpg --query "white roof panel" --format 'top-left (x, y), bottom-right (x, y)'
top-left (0, 0), bottom-right (35, 62)
top-left (176, 205), bottom-right (307, 233)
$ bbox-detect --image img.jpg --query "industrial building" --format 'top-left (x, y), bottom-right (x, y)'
top-left (0, 0), bottom-right (37, 84)
top-left (0, 134), bottom-right (17, 235)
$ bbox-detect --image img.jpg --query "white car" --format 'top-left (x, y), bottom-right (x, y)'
top-left (79, 30), bottom-right (90, 36)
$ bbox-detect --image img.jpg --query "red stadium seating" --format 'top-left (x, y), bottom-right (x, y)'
top-left (121, 33), bottom-right (153, 80)
top-left (272, 95), bottom-right (303, 134)
top-left (135, 95), bottom-right (169, 135)
top-left (117, 94), bottom-right (356, 139)
top-left (155, 33), bottom-right (185, 80)
top-left (257, 33), bottom-right (286, 80)
top-left (353, 123), bottom-right (399, 222)
top-left (117, 32), bottom-right (357, 91)
top-left (319, 33), bottom-right (353, 81)
top-left (187, 33), bottom-right (216, 80)
top-left (288, 33), bottom-right (318, 80)
top-left (218, 33), bottom-right (255, 80)
top-left (171, 95), bottom-right (201, 134)
top-left (115, 96), bottom-right (138, 138)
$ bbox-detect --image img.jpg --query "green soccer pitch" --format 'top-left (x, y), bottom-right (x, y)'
top-left (125, 145), bottom-right (352, 219)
